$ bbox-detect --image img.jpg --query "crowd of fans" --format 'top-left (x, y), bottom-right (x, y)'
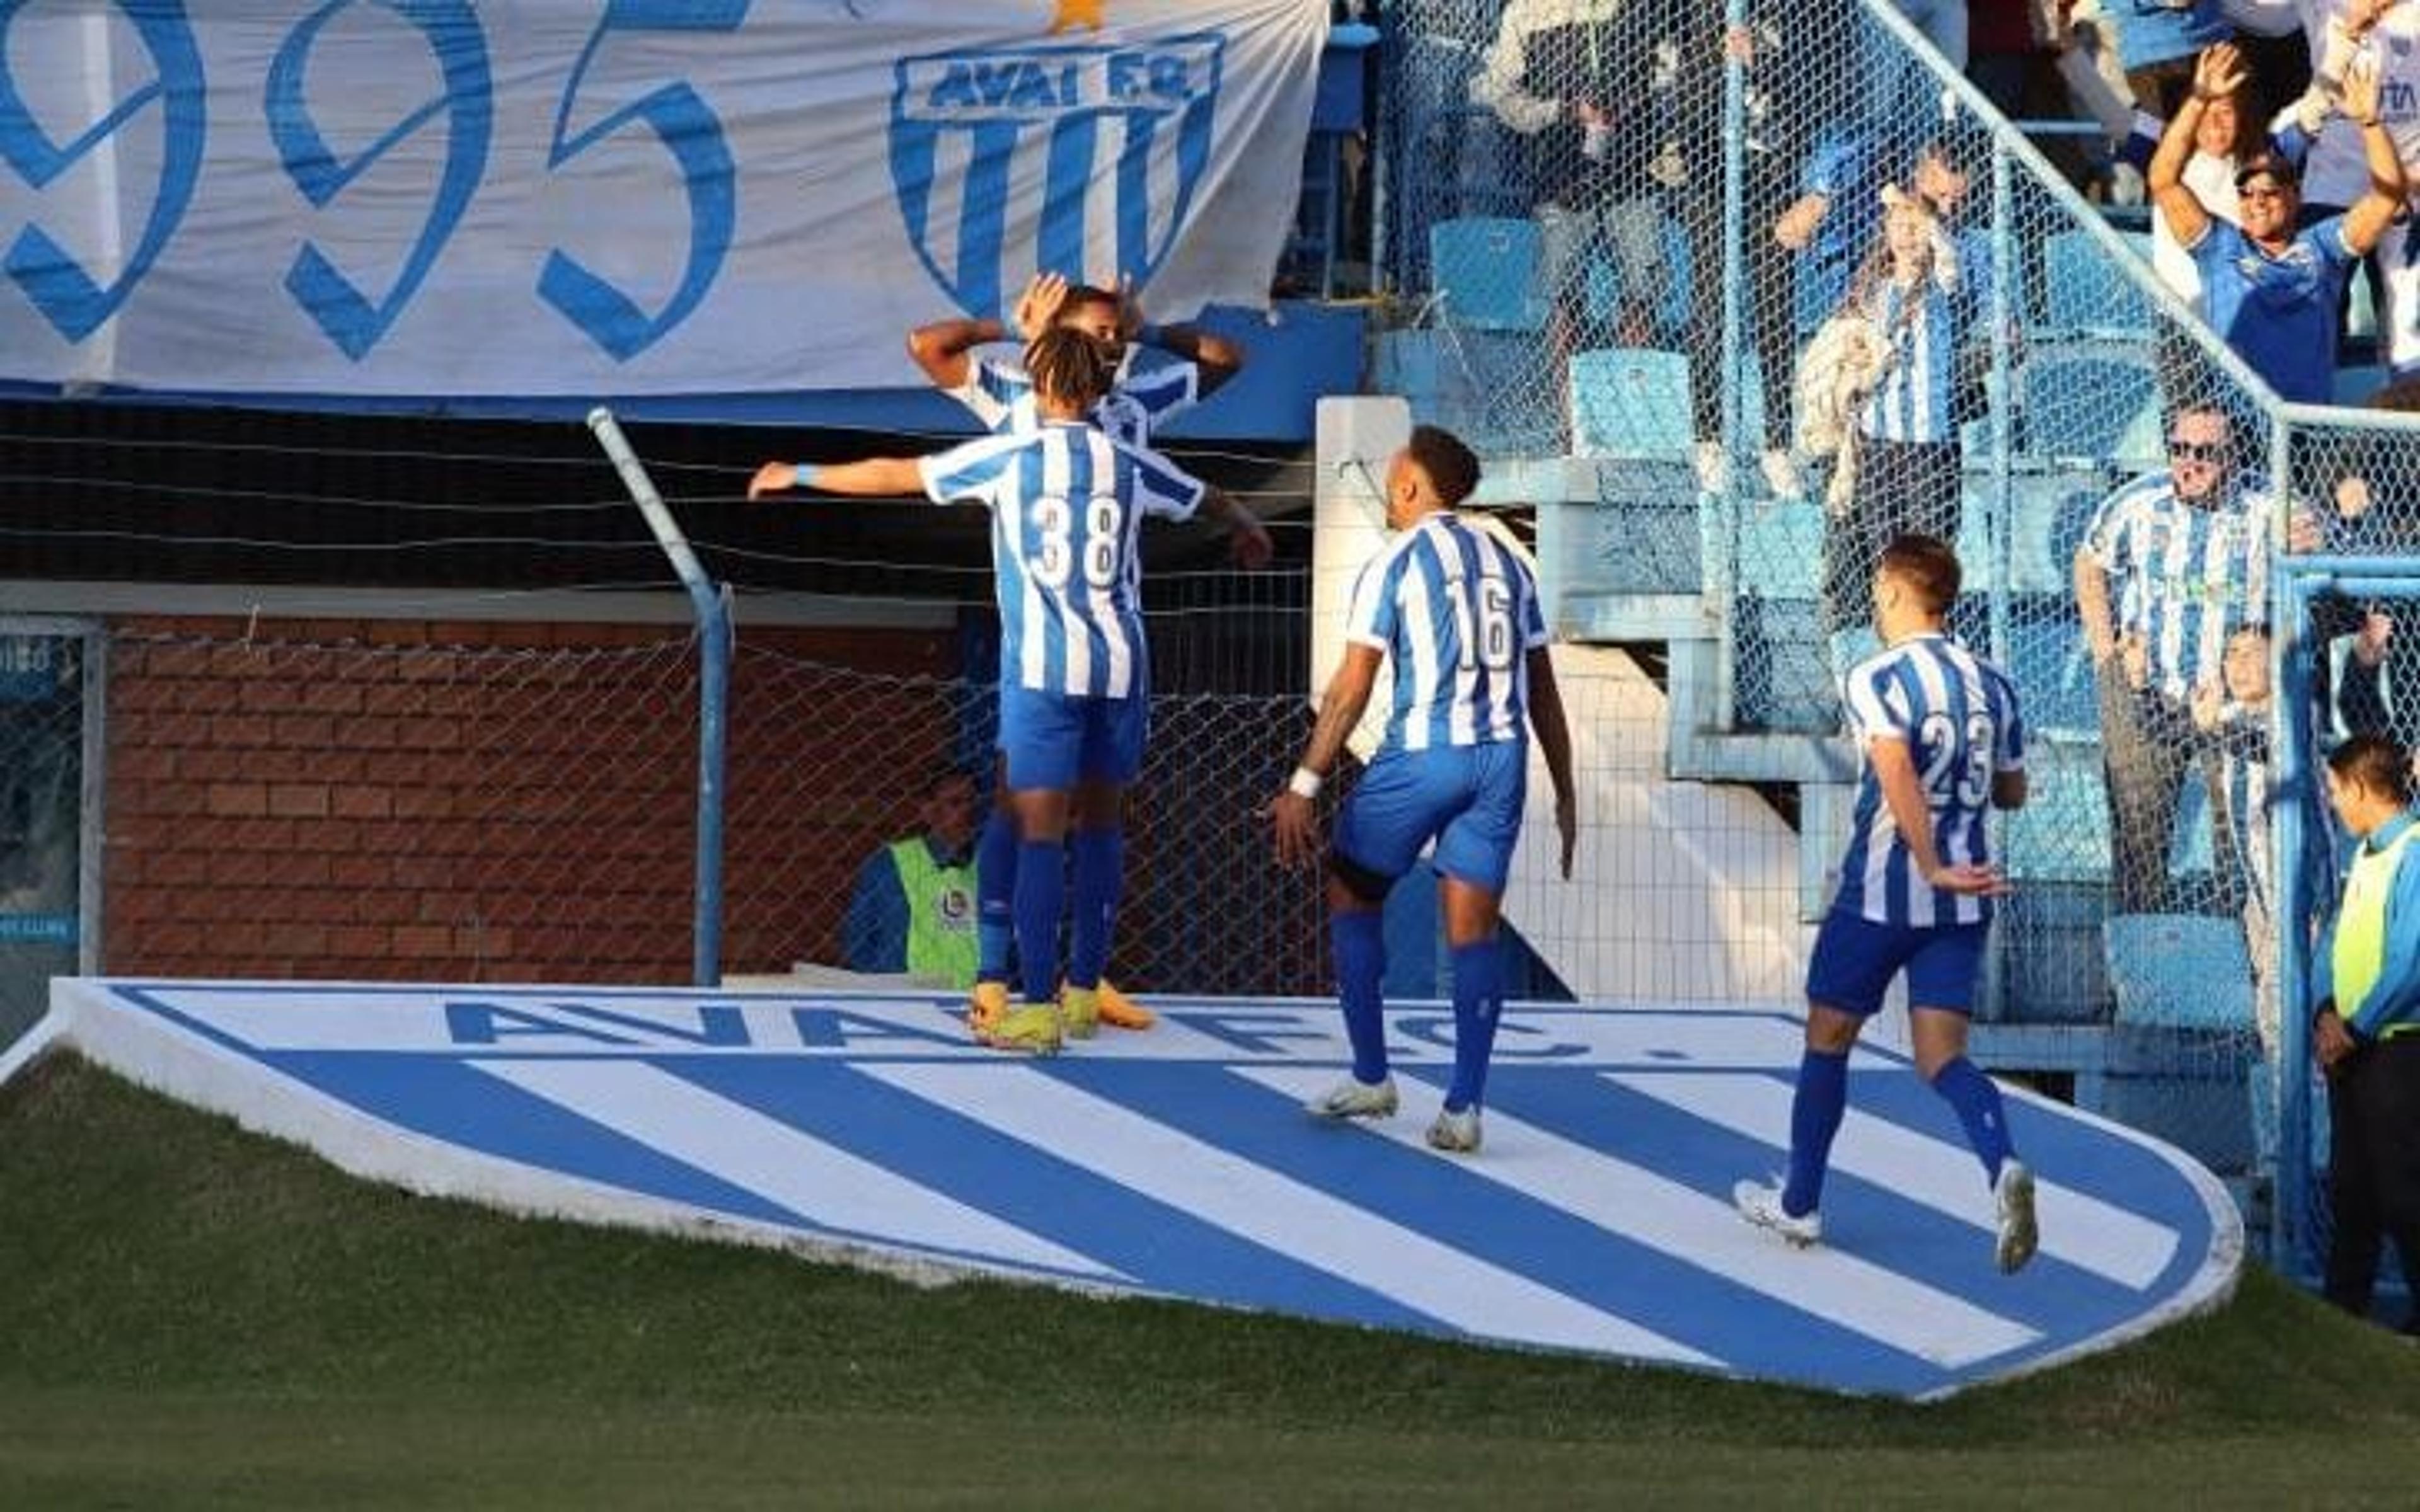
top-left (1415, 0), bottom-right (2420, 1325)
top-left (1438, 1), bottom-right (2418, 732)
top-left (1457, 1), bottom-right (2420, 421)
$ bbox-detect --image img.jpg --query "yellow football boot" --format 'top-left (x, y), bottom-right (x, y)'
top-left (1059, 984), bottom-right (1100, 1041)
top-left (1095, 978), bottom-right (1155, 1031)
top-left (966, 979), bottom-right (1010, 1035)
top-left (974, 1000), bottom-right (1062, 1055)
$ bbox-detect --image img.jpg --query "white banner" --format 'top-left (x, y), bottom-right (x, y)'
top-left (0, 0), bottom-right (1325, 396)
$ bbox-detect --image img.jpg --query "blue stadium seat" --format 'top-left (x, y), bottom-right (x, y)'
top-left (2000, 736), bottom-right (2112, 884)
top-left (1428, 217), bottom-right (1547, 333)
top-left (1829, 624), bottom-right (1879, 690)
top-left (2104, 914), bottom-right (2254, 1030)
top-left (1564, 350), bottom-right (1700, 593)
top-left (1732, 595), bottom-right (1839, 731)
top-left (1568, 348), bottom-right (1695, 459)
top-left (2165, 764), bottom-right (2247, 885)
top-left (2017, 344), bottom-right (2162, 468)
top-left (1432, 329), bottom-right (1562, 457)
top-left (1737, 500), bottom-right (1823, 598)
top-left (2040, 227), bottom-right (2152, 335)
top-left (1986, 879), bottom-right (2113, 1022)
top-left (2002, 595), bottom-right (2101, 738)
top-left (1582, 218), bottom-right (1694, 340)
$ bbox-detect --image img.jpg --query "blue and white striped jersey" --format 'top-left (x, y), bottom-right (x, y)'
top-left (919, 421), bottom-right (1205, 699)
top-left (950, 355), bottom-right (1200, 447)
top-left (1835, 633), bottom-right (2026, 928)
top-left (1857, 274), bottom-right (1961, 445)
top-left (2082, 475), bottom-right (2272, 699)
top-left (1345, 513), bottom-right (1550, 755)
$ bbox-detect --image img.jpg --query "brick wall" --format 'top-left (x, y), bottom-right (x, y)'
top-left (103, 616), bottom-right (956, 984)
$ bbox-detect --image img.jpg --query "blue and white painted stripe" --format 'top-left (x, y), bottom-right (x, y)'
top-left (45, 982), bottom-right (2242, 1399)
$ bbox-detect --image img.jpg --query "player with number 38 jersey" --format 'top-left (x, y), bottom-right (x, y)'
top-left (745, 328), bottom-right (1272, 1056)
top-left (919, 421), bottom-right (1204, 700)
top-left (1833, 631), bottom-right (2025, 928)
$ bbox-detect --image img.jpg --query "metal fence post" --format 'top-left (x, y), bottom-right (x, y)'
top-left (587, 408), bottom-right (730, 989)
top-left (2274, 566), bottom-right (2319, 1276)
top-left (1714, 0), bottom-right (1749, 733)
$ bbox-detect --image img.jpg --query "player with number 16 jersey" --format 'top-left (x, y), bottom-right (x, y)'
top-left (1267, 426), bottom-right (1578, 1157)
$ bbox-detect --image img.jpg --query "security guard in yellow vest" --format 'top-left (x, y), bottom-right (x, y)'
top-left (843, 767), bottom-right (982, 987)
top-left (2313, 733), bottom-right (2420, 1334)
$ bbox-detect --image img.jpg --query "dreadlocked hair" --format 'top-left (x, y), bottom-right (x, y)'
top-left (1024, 325), bottom-right (1117, 410)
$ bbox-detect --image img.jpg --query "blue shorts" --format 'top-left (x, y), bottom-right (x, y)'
top-left (1333, 743), bottom-right (1526, 896)
top-left (1805, 910), bottom-right (1990, 1017)
top-left (999, 686), bottom-right (1147, 791)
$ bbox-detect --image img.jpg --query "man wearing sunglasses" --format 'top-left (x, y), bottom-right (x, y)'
top-left (2075, 404), bottom-right (2273, 917)
top-left (2148, 44), bottom-right (2403, 404)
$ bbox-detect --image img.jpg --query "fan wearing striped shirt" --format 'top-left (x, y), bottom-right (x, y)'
top-left (906, 271), bottom-right (1246, 1036)
top-left (1816, 182), bottom-right (1971, 647)
top-left (1736, 534), bottom-right (2043, 1274)
top-left (2073, 403), bottom-right (2274, 917)
top-left (750, 328), bottom-right (1273, 1053)
top-left (1267, 425), bottom-right (1578, 1156)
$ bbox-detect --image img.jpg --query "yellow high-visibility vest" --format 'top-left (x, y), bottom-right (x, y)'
top-left (2333, 820), bottom-right (2418, 1034)
top-left (889, 839), bottom-right (977, 988)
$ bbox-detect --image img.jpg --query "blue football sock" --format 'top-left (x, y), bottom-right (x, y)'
top-left (1013, 839), bottom-right (1064, 1005)
top-left (1930, 1055), bottom-right (2012, 1184)
top-left (1330, 907), bottom-right (1388, 1085)
top-left (974, 809), bottom-right (1016, 984)
top-left (1444, 939), bottom-right (1505, 1113)
top-left (1067, 826), bottom-right (1124, 991)
top-left (1781, 1048), bottom-right (1851, 1219)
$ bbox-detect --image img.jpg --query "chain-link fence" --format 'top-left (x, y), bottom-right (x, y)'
top-left (104, 626), bottom-right (708, 985)
top-left (1371, 0), bottom-right (2420, 1239)
top-left (2273, 481), bottom-right (2420, 1282)
top-left (0, 626), bottom-right (91, 1050)
top-left (720, 639), bottom-right (1333, 998)
top-left (82, 609), bottom-right (1338, 1000)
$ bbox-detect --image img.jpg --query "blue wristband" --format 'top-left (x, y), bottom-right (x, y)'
top-left (1136, 322), bottom-right (1170, 347)
top-left (793, 462), bottom-right (819, 490)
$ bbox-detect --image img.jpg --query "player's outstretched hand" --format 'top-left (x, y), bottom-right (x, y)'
top-left (1925, 862), bottom-right (2012, 898)
top-left (1015, 272), bottom-right (1070, 341)
top-left (1554, 798), bottom-right (1576, 879)
top-left (747, 461), bottom-right (797, 501)
top-left (1264, 790), bottom-right (1321, 870)
top-left (1231, 518), bottom-right (1275, 570)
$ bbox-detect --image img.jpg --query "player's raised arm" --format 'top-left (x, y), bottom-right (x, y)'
top-left (904, 273), bottom-right (1068, 390)
top-left (1119, 277), bottom-right (1245, 396)
top-left (747, 457), bottom-right (926, 500)
top-left (904, 315), bottom-right (1008, 392)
